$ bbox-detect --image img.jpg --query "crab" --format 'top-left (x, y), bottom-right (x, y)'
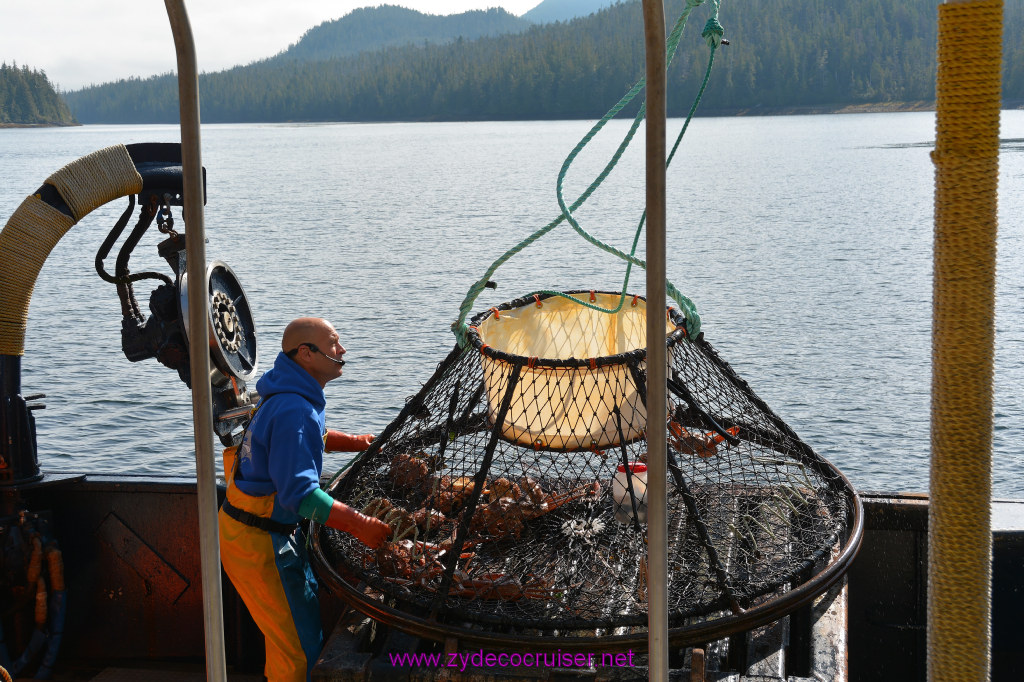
top-left (388, 452), bottom-right (434, 493)
top-left (666, 424), bottom-right (741, 458)
top-left (363, 474), bottom-right (597, 603)
top-left (468, 480), bottom-right (601, 541)
top-left (426, 475), bottom-right (481, 514)
top-left (447, 571), bottom-right (558, 601)
top-left (362, 497), bottom-right (417, 540)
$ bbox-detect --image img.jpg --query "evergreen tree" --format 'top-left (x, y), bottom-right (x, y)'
top-left (0, 63), bottom-right (77, 125)
top-left (61, 0), bottom-right (1024, 125)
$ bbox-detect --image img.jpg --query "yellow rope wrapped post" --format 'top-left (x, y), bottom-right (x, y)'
top-left (929, 1), bottom-right (1002, 680)
top-left (0, 144), bottom-right (142, 356)
top-left (0, 198), bottom-right (75, 356)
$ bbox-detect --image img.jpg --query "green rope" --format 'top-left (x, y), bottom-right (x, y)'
top-left (538, 25), bottom-right (721, 328)
top-left (546, 0), bottom-right (711, 321)
top-left (324, 454), bottom-right (356, 490)
top-left (453, 0), bottom-right (723, 346)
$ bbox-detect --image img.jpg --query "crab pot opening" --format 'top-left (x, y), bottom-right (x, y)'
top-left (474, 291), bottom-right (676, 450)
top-left (311, 291), bottom-right (862, 651)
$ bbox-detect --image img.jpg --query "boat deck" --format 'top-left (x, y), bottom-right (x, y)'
top-left (8, 477), bottom-right (1023, 681)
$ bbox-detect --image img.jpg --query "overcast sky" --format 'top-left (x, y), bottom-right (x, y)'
top-left (0, 1), bottom-right (541, 91)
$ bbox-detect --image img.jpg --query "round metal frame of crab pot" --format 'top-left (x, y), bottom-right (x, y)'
top-left (311, 477), bottom-right (862, 652)
top-left (310, 289), bottom-right (865, 652)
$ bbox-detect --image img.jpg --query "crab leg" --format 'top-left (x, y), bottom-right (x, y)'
top-left (533, 480), bottom-right (602, 517)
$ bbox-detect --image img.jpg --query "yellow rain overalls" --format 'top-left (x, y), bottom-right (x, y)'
top-left (219, 414), bottom-right (323, 682)
top-left (218, 351), bottom-right (374, 681)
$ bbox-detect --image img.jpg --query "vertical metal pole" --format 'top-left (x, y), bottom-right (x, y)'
top-left (929, 1), bottom-right (1001, 680)
top-left (641, 1), bottom-right (669, 680)
top-left (163, 2), bottom-right (228, 681)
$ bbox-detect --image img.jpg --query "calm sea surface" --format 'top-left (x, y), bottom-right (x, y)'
top-left (2, 114), bottom-right (1022, 497)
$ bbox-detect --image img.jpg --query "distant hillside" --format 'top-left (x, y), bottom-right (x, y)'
top-left (270, 5), bottom-right (531, 63)
top-left (63, 0), bottom-right (1024, 125)
top-left (0, 63), bottom-right (77, 126)
top-left (523, 0), bottom-right (618, 23)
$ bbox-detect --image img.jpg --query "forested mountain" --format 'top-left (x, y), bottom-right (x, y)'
top-left (523, 0), bottom-right (618, 23)
top-left (63, 0), bottom-right (1024, 125)
top-left (0, 63), bottom-right (77, 126)
top-left (270, 5), bottom-right (531, 63)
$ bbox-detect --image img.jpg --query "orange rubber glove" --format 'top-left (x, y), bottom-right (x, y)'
top-left (327, 502), bottom-right (390, 549)
top-left (325, 430), bottom-right (374, 452)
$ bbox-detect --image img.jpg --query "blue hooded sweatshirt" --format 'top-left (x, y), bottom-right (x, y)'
top-left (232, 351), bottom-right (327, 524)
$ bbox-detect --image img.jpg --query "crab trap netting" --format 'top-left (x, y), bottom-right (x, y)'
top-left (312, 291), bottom-right (861, 642)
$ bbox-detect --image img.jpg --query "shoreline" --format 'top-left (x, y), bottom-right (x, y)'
top-left (702, 99), bottom-right (1020, 116)
top-left (697, 101), bottom-right (938, 117)
top-left (0, 121), bottom-right (81, 129)
top-left (4, 100), bottom-right (1024, 127)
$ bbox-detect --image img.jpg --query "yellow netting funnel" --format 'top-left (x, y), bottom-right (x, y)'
top-left (473, 291), bottom-right (674, 450)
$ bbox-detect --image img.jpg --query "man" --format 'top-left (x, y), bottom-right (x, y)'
top-left (218, 317), bottom-right (390, 682)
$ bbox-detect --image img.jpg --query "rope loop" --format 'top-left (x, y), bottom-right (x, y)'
top-left (452, 321), bottom-right (468, 348)
top-left (702, 17), bottom-right (725, 48)
top-left (452, 0), bottom-right (722, 346)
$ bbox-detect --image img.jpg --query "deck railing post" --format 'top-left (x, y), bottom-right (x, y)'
top-left (163, 2), bottom-right (228, 681)
top-left (641, 1), bottom-right (669, 680)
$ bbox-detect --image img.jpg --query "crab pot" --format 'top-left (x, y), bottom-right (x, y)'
top-left (311, 291), bottom-right (862, 652)
top-left (475, 291), bottom-right (673, 450)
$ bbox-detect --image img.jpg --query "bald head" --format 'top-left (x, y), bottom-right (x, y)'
top-left (282, 317), bottom-right (332, 352)
top-left (281, 317), bottom-right (347, 388)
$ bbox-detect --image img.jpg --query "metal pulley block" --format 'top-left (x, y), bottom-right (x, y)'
top-left (176, 260), bottom-right (259, 446)
top-left (211, 291), bottom-right (242, 354)
top-left (180, 260), bottom-right (257, 384)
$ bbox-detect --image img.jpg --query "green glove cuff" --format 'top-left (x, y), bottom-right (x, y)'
top-left (298, 487), bottom-right (335, 524)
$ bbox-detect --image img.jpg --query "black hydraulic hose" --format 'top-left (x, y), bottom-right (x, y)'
top-left (95, 197), bottom-right (173, 289)
top-left (95, 196), bottom-right (135, 284)
top-left (114, 202), bottom-right (156, 280)
top-left (112, 202), bottom-right (170, 321)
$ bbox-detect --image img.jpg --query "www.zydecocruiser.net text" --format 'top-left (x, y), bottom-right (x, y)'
top-left (389, 649), bottom-right (638, 672)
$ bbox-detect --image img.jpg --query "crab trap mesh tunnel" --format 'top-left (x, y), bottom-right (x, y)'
top-left (310, 291), bottom-right (862, 651)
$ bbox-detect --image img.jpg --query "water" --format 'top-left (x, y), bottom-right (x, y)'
top-left (2, 113), bottom-right (1023, 497)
